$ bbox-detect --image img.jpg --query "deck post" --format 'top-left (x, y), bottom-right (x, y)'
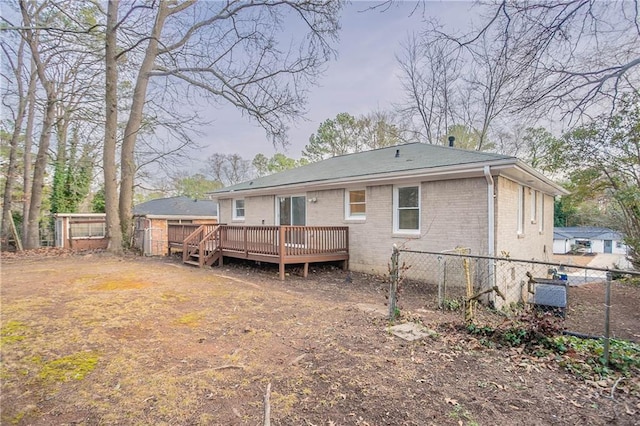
top-left (279, 226), bottom-right (286, 281)
top-left (244, 226), bottom-right (248, 257)
top-left (303, 263), bottom-right (309, 278)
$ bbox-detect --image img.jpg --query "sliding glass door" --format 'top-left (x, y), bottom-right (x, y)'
top-left (278, 196), bottom-right (306, 226)
top-left (277, 196), bottom-right (306, 246)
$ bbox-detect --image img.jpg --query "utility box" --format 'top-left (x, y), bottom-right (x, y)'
top-left (532, 278), bottom-right (568, 317)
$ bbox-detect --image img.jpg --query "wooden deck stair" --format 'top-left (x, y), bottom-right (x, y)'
top-left (182, 225), bottom-right (221, 268)
top-left (180, 224), bottom-right (349, 280)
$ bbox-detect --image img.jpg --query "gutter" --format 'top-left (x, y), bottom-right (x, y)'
top-left (484, 165), bottom-right (496, 305)
top-left (483, 166), bottom-right (495, 257)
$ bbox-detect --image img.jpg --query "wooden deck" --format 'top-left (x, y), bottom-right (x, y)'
top-left (167, 224), bottom-right (203, 254)
top-left (173, 224), bottom-right (349, 280)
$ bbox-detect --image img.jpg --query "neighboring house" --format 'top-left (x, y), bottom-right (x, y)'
top-left (54, 213), bottom-right (108, 250)
top-left (132, 196), bottom-right (218, 256)
top-left (553, 227), bottom-right (627, 255)
top-left (210, 143), bottom-right (567, 288)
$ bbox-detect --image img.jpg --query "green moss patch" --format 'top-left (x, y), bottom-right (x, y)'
top-left (36, 351), bottom-right (99, 383)
top-left (91, 279), bottom-right (149, 291)
top-left (175, 312), bottom-right (205, 327)
top-left (1, 320), bottom-right (29, 345)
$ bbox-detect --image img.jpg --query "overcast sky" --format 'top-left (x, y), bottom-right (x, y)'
top-left (191, 1), bottom-right (477, 169)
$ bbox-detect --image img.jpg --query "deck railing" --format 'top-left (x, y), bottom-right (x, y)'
top-left (168, 224), bottom-right (202, 246)
top-left (175, 224), bottom-right (349, 278)
top-left (182, 224), bottom-right (219, 265)
top-left (218, 225), bottom-right (349, 257)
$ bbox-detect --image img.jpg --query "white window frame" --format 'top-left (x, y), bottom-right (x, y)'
top-left (275, 194), bottom-right (306, 226)
top-left (344, 189), bottom-right (366, 220)
top-left (393, 184), bottom-right (421, 235)
top-left (69, 221), bottom-right (106, 239)
top-left (232, 198), bottom-right (245, 221)
top-left (539, 195), bottom-right (545, 233)
top-left (517, 185), bottom-right (525, 236)
top-left (530, 189), bottom-right (537, 223)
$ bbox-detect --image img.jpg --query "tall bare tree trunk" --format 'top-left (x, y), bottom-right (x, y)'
top-left (22, 61), bottom-right (36, 240)
top-left (1, 38), bottom-right (26, 243)
top-left (118, 2), bottom-right (170, 246)
top-left (104, 0), bottom-right (123, 253)
top-left (23, 91), bottom-right (55, 249)
top-left (20, 1), bottom-right (57, 249)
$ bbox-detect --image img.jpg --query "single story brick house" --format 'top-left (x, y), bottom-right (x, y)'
top-left (553, 227), bottom-right (627, 255)
top-left (132, 196), bottom-right (218, 256)
top-left (210, 143), bottom-right (568, 283)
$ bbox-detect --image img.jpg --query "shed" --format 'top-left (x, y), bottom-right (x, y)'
top-left (132, 196), bottom-right (218, 256)
top-left (54, 213), bottom-right (108, 250)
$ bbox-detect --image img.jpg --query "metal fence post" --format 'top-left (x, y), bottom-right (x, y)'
top-left (389, 245), bottom-right (399, 321)
top-left (603, 271), bottom-right (611, 365)
top-left (437, 255), bottom-right (443, 309)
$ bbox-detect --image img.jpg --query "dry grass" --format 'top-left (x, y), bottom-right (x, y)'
top-left (1, 253), bottom-right (638, 425)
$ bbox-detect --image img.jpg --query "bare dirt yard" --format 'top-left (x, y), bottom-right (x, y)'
top-left (1, 250), bottom-right (639, 425)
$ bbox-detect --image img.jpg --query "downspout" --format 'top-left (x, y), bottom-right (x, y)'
top-left (484, 166), bottom-right (496, 305)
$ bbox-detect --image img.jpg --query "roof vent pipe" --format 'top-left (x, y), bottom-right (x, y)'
top-left (395, 149), bottom-right (400, 158)
top-left (448, 136), bottom-right (455, 147)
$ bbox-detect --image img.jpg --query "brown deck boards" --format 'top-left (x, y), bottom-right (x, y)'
top-left (176, 225), bottom-right (349, 280)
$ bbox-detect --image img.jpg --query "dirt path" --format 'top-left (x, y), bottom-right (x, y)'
top-left (1, 253), bottom-right (638, 425)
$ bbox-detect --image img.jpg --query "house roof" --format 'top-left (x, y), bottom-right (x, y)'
top-left (553, 227), bottom-right (623, 241)
top-left (211, 143), bottom-right (567, 197)
top-left (133, 196), bottom-right (218, 218)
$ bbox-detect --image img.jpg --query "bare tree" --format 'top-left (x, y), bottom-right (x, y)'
top-left (359, 110), bottom-right (407, 150)
top-left (0, 35), bottom-right (27, 244)
top-left (115, 0), bottom-right (341, 245)
top-left (18, 0), bottom-right (61, 249)
top-left (20, 56), bottom-right (36, 241)
top-left (438, 0), bottom-right (640, 121)
top-left (398, 22), bottom-right (521, 151)
top-left (104, 0), bottom-right (122, 253)
top-left (204, 153), bottom-right (253, 187)
top-left (397, 34), bottom-right (459, 144)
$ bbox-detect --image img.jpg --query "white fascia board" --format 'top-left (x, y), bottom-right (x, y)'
top-left (53, 213), bottom-right (107, 218)
top-left (496, 161), bottom-right (569, 196)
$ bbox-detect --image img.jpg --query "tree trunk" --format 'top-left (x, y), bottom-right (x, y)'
top-left (118, 2), bottom-right (170, 246)
top-left (50, 108), bottom-right (71, 214)
top-left (22, 60), bottom-right (36, 240)
top-left (24, 91), bottom-right (55, 249)
top-left (104, 0), bottom-right (123, 253)
top-left (20, 2), bottom-right (58, 249)
top-left (1, 39), bottom-right (26, 243)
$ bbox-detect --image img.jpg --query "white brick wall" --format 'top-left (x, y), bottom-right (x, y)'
top-left (217, 175), bottom-right (556, 280)
top-left (495, 177), bottom-right (554, 261)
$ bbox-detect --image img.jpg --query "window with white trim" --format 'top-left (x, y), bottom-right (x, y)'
top-left (539, 195), bottom-right (544, 233)
top-left (393, 185), bottom-right (420, 234)
top-left (530, 190), bottom-right (537, 223)
top-left (70, 221), bottom-right (106, 239)
top-left (345, 189), bottom-right (366, 220)
top-left (517, 185), bottom-right (525, 235)
top-left (232, 199), bottom-right (245, 220)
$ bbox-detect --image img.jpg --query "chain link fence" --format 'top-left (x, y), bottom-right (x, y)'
top-left (391, 248), bottom-right (640, 342)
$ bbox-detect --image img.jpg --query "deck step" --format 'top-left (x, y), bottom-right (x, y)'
top-left (183, 260), bottom-right (200, 267)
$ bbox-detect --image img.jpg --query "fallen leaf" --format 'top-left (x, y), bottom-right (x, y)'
top-left (570, 400), bottom-right (584, 408)
top-left (445, 397), bottom-right (458, 406)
